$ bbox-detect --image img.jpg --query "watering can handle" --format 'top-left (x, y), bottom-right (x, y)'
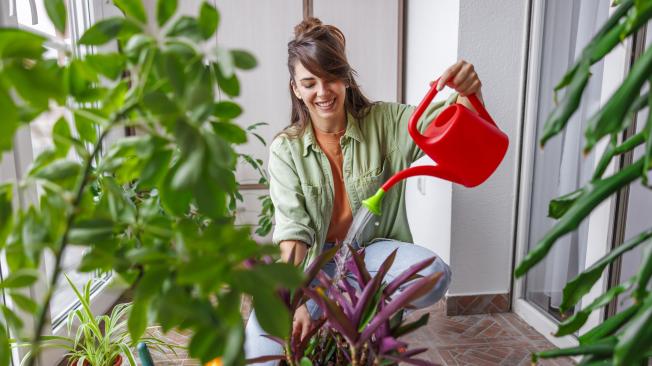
top-left (408, 78), bottom-right (498, 142)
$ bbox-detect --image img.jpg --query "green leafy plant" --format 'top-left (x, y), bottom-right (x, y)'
top-left (0, 0), bottom-right (300, 365)
top-left (12, 276), bottom-right (177, 366)
top-left (515, 0), bottom-right (652, 364)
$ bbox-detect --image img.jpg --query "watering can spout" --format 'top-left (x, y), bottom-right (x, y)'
top-left (361, 165), bottom-right (458, 216)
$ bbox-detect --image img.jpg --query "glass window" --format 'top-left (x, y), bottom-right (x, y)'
top-left (523, 0), bottom-right (610, 321)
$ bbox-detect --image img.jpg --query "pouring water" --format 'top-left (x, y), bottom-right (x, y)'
top-left (333, 206), bottom-right (379, 282)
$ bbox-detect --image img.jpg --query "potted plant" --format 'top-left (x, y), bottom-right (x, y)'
top-left (12, 276), bottom-right (178, 366)
top-left (248, 243), bottom-right (443, 365)
top-left (0, 0), bottom-right (298, 365)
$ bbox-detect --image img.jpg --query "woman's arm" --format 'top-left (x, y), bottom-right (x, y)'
top-left (280, 240), bottom-right (309, 266)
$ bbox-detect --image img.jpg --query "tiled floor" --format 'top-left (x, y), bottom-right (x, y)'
top-left (142, 300), bottom-right (573, 366)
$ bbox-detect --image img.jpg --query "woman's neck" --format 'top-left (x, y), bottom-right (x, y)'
top-left (311, 113), bottom-right (347, 133)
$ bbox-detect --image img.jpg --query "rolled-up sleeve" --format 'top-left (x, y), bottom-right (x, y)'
top-left (390, 92), bottom-right (458, 163)
top-left (268, 138), bottom-right (316, 247)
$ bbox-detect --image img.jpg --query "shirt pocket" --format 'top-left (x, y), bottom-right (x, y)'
top-left (355, 158), bottom-right (389, 205)
top-left (301, 184), bottom-right (324, 232)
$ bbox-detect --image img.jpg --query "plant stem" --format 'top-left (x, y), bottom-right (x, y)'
top-left (27, 105), bottom-right (131, 366)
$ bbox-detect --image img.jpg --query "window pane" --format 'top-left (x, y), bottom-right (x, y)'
top-left (524, 0), bottom-right (609, 321)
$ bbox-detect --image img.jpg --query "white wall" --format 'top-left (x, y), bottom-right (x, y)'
top-left (404, 0), bottom-right (459, 265)
top-left (448, 0), bottom-right (528, 296)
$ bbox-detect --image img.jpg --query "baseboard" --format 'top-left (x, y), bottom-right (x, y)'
top-left (445, 292), bottom-right (511, 316)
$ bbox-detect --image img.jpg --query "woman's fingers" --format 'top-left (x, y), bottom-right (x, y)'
top-left (437, 60), bottom-right (481, 96)
top-left (437, 61), bottom-right (464, 90)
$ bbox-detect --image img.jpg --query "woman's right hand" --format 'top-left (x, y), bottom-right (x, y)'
top-left (292, 303), bottom-right (312, 342)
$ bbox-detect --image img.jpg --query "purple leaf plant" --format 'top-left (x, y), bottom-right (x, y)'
top-left (247, 242), bottom-right (443, 366)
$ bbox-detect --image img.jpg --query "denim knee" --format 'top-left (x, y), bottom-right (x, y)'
top-left (409, 257), bottom-right (452, 309)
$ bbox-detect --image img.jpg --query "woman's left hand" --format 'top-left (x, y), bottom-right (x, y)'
top-left (435, 59), bottom-right (482, 97)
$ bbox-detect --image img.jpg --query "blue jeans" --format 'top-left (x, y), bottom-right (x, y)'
top-left (243, 239), bottom-right (452, 365)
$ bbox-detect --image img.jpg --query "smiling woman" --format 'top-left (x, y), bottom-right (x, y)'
top-left (242, 16), bottom-right (487, 364)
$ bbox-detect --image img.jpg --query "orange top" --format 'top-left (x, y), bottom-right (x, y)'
top-left (312, 126), bottom-right (353, 243)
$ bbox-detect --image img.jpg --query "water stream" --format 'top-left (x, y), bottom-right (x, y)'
top-left (333, 206), bottom-right (379, 282)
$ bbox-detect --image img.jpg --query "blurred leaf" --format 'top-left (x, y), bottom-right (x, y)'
top-left (114, 0), bottom-right (147, 23)
top-left (188, 327), bottom-right (222, 362)
top-left (556, 277), bottom-right (635, 336)
top-left (9, 292), bottom-right (38, 314)
top-left (79, 17), bottom-right (127, 45)
top-left (143, 91), bottom-right (178, 115)
top-left (0, 87), bottom-right (19, 152)
top-left (0, 28), bottom-right (46, 58)
top-left (232, 49), bottom-right (257, 70)
top-left (0, 269), bottom-right (39, 289)
top-left (44, 0), bottom-right (67, 34)
top-left (139, 146), bottom-right (173, 188)
top-left (52, 117), bottom-right (72, 156)
top-left (162, 51), bottom-right (185, 97)
top-left (74, 111), bottom-right (98, 144)
top-left (243, 280), bottom-right (290, 337)
top-left (584, 45), bottom-right (652, 152)
top-left (212, 122), bottom-right (247, 144)
top-left (213, 101), bottom-right (242, 119)
top-left (198, 2), bottom-right (219, 39)
top-left (157, 0), bottom-right (177, 27)
top-left (167, 16), bottom-right (202, 41)
top-left (614, 293), bottom-right (652, 365)
top-left (0, 304), bottom-right (23, 331)
top-left (213, 63), bottom-right (239, 97)
top-left (68, 219), bottom-right (115, 244)
top-left (0, 325), bottom-right (8, 366)
top-left (160, 162), bottom-right (192, 215)
top-left (5, 60), bottom-right (65, 109)
top-left (0, 184), bottom-right (13, 246)
top-left (193, 172), bottom-right (227, 220)
top-left (31, 159), bottom-right (81, 187)
top-left (560, 228), bottom-right (652, 313)
top-left (101, 176), bottom-right (136, 224)
top-left (85, 53), bottom-right (126, 80)
top-left (128, 297), bottom-right (149, 343)
top-left (23, 207), bottom-right (49, 258)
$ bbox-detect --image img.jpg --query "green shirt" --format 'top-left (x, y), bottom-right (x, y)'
top-left (268, 95), bottom-right (457, 266)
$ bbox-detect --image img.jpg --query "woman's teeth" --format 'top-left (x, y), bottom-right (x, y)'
top-left (316, 98), bottom-right (335, 109)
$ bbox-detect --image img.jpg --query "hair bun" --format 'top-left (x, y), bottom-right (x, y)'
top-left (294, 17), bottom-right (323, 38)
top-left (293, 17), bottom-right (346, 48)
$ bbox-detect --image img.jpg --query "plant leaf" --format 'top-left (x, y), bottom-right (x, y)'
top-left (44, 0), bottom-right (67, 34)
top-left (515, 158), bottom-right (646, 278)
top-left (79, 17), bottom-right (127, 45)
top-left (613, 292), bottom-right (652, 365)
top-left (114, 0), bottom-right (147, 23)
top-left (198, 2), bottom-right (219, 39)
top-left (232, 49), bottom-right (257, 70)
top-left (559, 228), bottom-right (652, 312)
top-left (0, 269), bottom-right (39, 289)
top-left (157, 0), bottom-right (177, 27)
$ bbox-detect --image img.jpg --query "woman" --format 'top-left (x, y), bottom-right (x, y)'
top-left (245, 17), bottom-right (483, 363)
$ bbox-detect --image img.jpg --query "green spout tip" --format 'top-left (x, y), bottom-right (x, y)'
top-left (362, 188), bottom-right (385, 216)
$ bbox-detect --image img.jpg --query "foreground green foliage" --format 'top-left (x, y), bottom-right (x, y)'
top-left (515, 0), bottom-right (652, 364)
top-left (0, 0), bottom-right (298, 365)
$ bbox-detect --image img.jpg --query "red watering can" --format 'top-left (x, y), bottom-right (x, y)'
top-left (363, 79), bottom-right (509, 215)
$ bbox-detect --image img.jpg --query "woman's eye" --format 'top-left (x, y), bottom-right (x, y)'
top-left (303, 84), bottom-right (314, 89)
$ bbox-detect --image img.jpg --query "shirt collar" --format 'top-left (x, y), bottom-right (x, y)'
top-left (302, 112), bottom-right (364, 157)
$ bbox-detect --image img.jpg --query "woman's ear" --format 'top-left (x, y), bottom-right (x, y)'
top-left (291, 81), bottom-right (302, 100)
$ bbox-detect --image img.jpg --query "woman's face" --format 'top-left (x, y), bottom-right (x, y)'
top-left (292, 62), bottom-right (347, 126)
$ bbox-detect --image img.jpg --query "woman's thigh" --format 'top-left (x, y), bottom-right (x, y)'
top-left (363, 239), bottom-right (452, 308)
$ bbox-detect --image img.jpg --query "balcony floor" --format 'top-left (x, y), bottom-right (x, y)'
top-left (140, 299), bottom-right (573, 366)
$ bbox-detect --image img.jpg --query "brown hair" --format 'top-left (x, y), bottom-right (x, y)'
top-left (282, 17), bottom-right (373, 138)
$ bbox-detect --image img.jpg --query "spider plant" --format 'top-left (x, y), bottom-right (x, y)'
top-left (12, 275), bottom-right (178, 366)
